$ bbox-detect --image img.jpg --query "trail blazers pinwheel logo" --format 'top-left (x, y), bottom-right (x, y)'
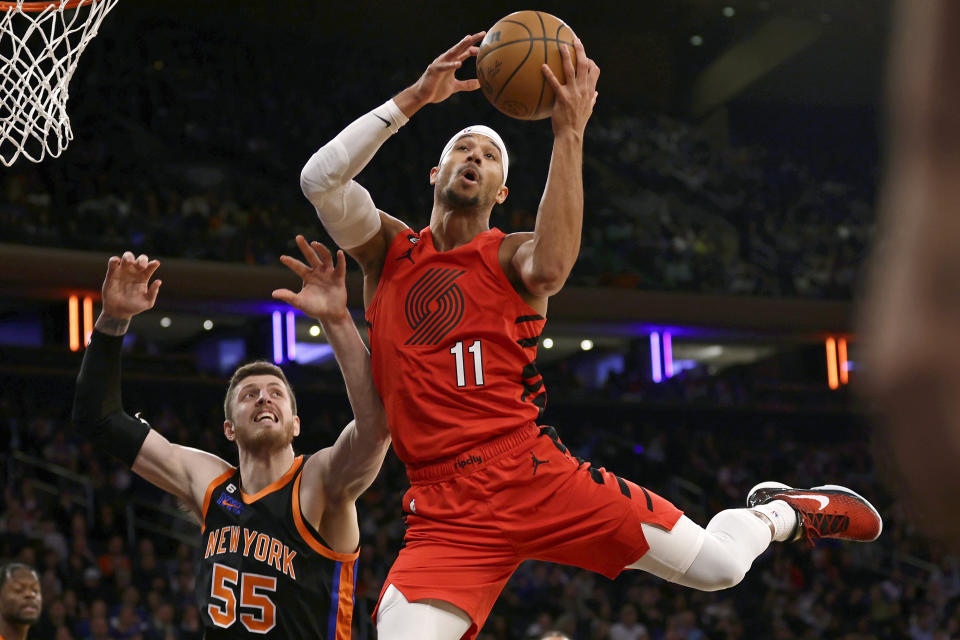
top-left (405, 267), bottom-right (466, 345)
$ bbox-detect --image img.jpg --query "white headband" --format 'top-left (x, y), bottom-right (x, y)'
top-left (438, 125), bottom-right (509, 185)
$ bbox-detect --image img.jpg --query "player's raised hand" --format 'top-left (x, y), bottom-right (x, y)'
top-left (273, 235), bottom-right (349, 324)
top-left (410, 32), bottom-right (486, 105)
top-left (100, 251), bottom-right (162, 320)
top-left (542, 36), bottom-right (599, 137)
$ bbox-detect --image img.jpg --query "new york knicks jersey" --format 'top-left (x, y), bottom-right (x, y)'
top-left (366, 226), bottom-right (547, 465)
top-left (197, 456), bottom-right (358, 639)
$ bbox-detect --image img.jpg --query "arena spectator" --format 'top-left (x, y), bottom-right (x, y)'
top-left (0, 563), bottom-right (42, 640)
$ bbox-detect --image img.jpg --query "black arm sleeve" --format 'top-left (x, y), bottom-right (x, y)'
top-left (72, 329), bottom-right (150, 467)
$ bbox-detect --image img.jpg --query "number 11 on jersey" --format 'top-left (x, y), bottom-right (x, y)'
top-left (450, 340), bottom-right (484, 387)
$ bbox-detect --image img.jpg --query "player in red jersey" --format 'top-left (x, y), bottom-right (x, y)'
top-left (294, 32), bottom-right (884, 640)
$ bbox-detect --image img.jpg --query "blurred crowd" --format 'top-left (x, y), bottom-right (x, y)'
top-left (0, 355), bottom-right (954, 640)
top-left (0, 12), bottom-right (876, 300)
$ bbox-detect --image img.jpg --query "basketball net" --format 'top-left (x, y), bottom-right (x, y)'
top-left (0, 0), bottom-right (119, 166)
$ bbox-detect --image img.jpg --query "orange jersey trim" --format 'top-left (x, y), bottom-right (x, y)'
top-left (240, 456), bottom-right (304, 504)
top-left (291, 473), bottom-right (361, 562)
top-left (335, 559), bottom-right (357, 640)
top-left (201, 467), bottom-right (237, 533)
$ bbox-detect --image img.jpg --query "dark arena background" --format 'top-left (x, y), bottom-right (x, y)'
top-left (1, 0), bottom-right (947, 638)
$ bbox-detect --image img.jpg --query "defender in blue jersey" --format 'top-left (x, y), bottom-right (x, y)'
top-left (73, 238), bottom-right (388, 639)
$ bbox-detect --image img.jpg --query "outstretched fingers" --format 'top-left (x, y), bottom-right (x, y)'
top-left (115, 251), bottom-right (156, 273)
top-left (111, 251), bottom-right (160, 287)
top-left (144, 259), bottom-right (161, 280)
top-left (541, 61), bottom-right (562, 92)
top-left (437, 58), bottom-right (481, 93)
top-left (572, 36), bottom-right (589, 77)
top-left (448, 46), bottom-right (480, 66)
top-left (561, 40), bottom-right (577, 81)
top-left (543, 37), bottom-right (598, 91)
top-left (279, 254), bottom-right (312, 279)
top-left (455, 78), bottom-right (482, 92)
top-left (284, 237), bottom-right (342, 282)
top-left (310, 242), bottom-right (347, 283)
top-left (271, 288), bottom-right (298, 305)
top-left (294, 234), bottom-right (323, 268)
top-left (106, 255), bottom-right (121, 277)
top-left (442, 32), bottom-right (485, 61)
top-left (146, 278), bottom-right (162, 305)
top-left (308, 240), bottom-right (334, 267)
top-left (542, 41), bottom-right (574, 92)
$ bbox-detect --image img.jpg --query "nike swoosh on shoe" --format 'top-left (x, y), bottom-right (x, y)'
top-left (787, 494), bottom-right (830, 510)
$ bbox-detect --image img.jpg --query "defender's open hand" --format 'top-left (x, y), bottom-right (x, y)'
top-left (100, 251), bottom-right (162, 321)
top-left (274, 235), bottom-right (349, 324)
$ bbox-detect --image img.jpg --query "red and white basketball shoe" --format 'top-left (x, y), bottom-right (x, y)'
top-left (747, 482), bottom-right (882, 544)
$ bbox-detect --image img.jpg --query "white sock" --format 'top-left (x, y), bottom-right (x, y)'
top-left (751, 500), bottom-right (798, 542)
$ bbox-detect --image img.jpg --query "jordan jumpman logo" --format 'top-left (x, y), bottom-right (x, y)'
top-left (531, 452), bottom-right (550, 476)
top-left (396, 247), bottom-right (415, 264)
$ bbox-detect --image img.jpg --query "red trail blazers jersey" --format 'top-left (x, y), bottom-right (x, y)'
top-left (366, 226), bottom-right (547, 465)
top-left (197, 456), bottom-right (358, 639)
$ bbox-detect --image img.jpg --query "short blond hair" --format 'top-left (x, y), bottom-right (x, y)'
top-left (223, 361), bottom-right (297, 422)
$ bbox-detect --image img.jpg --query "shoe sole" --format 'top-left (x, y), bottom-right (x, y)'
top-left (747, 481), bottom-right (883, 541)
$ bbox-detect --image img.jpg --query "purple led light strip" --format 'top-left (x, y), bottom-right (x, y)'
top-left (650, 332), bottom-right (662, 383)
top-left (272, 311), bottom-right (283, 364)
top-left (286, 311), bottom-right (296, 361)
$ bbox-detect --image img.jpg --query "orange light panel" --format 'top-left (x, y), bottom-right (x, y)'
top-left (68, 295), bottom-right (80, 352)
top-left (826, 337), bottom-right (839, 390)
top-left (838, 338), bottom-right (849, 385)
top-left (83, 297), bottom-right (94, 347)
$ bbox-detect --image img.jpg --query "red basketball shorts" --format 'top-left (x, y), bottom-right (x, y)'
top-left (373, 423), bottom-right (683, 639)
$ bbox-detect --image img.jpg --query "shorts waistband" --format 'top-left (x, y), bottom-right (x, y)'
top-left (405, 423), bottom-right (540, 483)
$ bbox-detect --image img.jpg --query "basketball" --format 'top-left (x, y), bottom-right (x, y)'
top-left (477, 11), bottom-right (576, 120)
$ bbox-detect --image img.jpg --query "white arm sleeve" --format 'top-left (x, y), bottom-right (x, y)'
top-left (300, 99), bottom-right (408, 249)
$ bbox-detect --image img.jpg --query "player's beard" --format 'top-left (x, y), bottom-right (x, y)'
top-left (9, 608), bottom-right (40, 625)
top-left (234, 417), bottom-right (296, 455)
top-left (440, 166), bottom-right (496, 211)
top-left (442, 186), bottom-right (481, 209)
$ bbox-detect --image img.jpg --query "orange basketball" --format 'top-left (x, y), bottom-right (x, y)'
top-left (477, 10), bottom-right (576, 120)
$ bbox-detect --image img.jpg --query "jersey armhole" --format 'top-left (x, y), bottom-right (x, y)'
top-left (366, 224), bottom-right (419, 322)
top-left (200, 467), bottom-right (236, 533)
top-left (291, 473), bottom-right (360, 562)
top-left (486, 230), bottom-right (546, 321)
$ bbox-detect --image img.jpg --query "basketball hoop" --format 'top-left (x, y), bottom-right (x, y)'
top-left (0, 0), bottom-right (119, 166)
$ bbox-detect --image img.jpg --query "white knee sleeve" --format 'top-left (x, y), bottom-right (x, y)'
top-left (376, 584), bottom-right (472, 640)
top-left (693, 509), bottom-right (772, 590)
top-left (628, 515), bottom-right (705, 581)
top-left (629, 510), bottom-right (772, 592)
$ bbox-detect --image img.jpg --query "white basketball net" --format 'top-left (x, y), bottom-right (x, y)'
top-left (0, 0), bottom-right (119, 166)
